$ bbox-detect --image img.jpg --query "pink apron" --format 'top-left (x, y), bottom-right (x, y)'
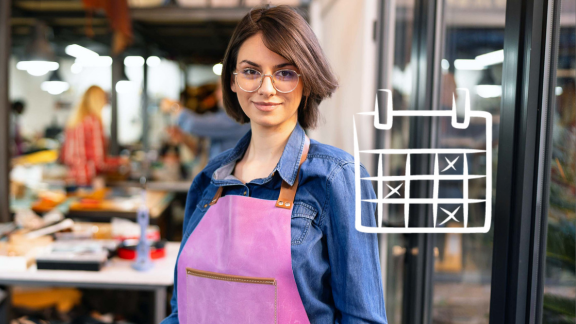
top-left (177, 136), bottom-right (311, 324)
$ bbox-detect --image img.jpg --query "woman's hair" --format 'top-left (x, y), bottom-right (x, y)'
top-left (221, 5), bottom-right (339, 129)
top-left (66, 85), bottom-right (107, 128)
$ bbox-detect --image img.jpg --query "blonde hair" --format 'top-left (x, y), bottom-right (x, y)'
top-left (66, 85), bottom-right (107, 128)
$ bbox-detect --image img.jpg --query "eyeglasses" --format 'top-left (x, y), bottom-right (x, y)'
top-left (233, 68), bottom-right (302, 93)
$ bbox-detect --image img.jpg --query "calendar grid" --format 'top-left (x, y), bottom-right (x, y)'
top-left (363, 152), bottom-right (485, 228)
top-left (353, 100), bottom-right (493, 234)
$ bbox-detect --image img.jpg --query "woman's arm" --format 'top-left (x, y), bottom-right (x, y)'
top-left (322, 162), bottom-right (388, 324)
top-left (86, 116), bottom-right (121, 171)
top-left (177, 109), bottom-right (249, 140)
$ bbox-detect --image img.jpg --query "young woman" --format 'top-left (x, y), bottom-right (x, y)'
top-left (61, 85), bottom-right (124, 186)
top-left (163, 5), bottom-right (387, 324)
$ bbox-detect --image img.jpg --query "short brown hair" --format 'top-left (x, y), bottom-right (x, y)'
top-left (221, 5), bottom-right (338, 129)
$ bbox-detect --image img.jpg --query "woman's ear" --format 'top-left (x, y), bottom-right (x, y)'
top-left (231, 75), bottom-right (237, 93)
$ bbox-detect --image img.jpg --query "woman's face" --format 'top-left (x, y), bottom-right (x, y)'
top-left (231, 32), bottom-right (304, 129)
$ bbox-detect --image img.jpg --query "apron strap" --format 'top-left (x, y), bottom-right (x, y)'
top-left (275, 135), bottom-right (310, 209)
top-left (209, 186), bottom-right (224, 206)
top-left (210, 134), bottom-right (311, 208)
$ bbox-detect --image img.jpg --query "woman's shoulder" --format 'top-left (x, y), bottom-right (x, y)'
top-left (306, 138), bottom-right (356, 171)
top-left (299, 138), bottom-right (371, 189)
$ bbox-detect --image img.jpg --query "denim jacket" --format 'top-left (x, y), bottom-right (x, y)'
top-left (162, 122), bottom-right (388, 324)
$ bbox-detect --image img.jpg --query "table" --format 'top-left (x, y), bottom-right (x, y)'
top-left (109, 180), bottom-right (193, 193)
top-left (0, 242), bottom-right (180, 324)
top-left (66, 191), bottom-right (174, 219)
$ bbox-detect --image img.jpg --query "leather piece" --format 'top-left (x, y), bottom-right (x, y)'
top-left (178, 194), bottom-right (310, 324)
top-left (276, 135), bottom-right (309, 209)
top-left (209, 186), bottom-right (223, 206)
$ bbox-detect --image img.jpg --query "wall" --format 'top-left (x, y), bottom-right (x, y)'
top-left (308, 0), bottom-right (378, 173)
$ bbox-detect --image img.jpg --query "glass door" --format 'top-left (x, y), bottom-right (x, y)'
top-left (375, 0), bottom-right (567, 322)
top-left (541, 0), bottom-right (576, 322)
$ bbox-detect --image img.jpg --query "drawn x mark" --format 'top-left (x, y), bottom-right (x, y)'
top-left (438, 206), bottom-right (461, 226)
top-left (441, 156), bottom-right (460, 172)
top-left (384, 183), bottom-right (403, 199)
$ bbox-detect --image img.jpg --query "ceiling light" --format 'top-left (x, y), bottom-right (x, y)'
top-left (476, 85), bottom-right (502, 98)
top-left (17, 61), bottom-right (59, 76)
top-left (115, 66), bottom-right (132, 93)
top-left (75, 56), bottom-right (112, 67)
top-left (65, 44), bottom-right (98, 59)
top-left (124, 56), bottom-right (144, 67)
top-left (41, 70), bottom-right (69, 95)
top-left (71, 63), bottom-right (83, 74)
top-left (441, 59), bottom-right (450, 71)
top-left (475, 49), bottom-right (504, 66)
top-left (18, 21), bottom-right (59, 77)
top-left (454, 59), bottom-right (486, 70)
top-left (213, 63), bottom-right (223, 76)
top-left (146, 56), bottom-right (161, 67)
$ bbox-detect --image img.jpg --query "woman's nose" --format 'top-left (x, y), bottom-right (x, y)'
top-left (259, 74), bottom-right (276, 96)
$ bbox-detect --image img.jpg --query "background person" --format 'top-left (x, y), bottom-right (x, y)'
top-left (11, 100), bottom-right (25, 156)
top-left (161, 80), bottom-right (251, 160)
top-left (60, 85), bottom-right (125, 186)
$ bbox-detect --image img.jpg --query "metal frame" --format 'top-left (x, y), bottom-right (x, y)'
top-left (403, 0), bottom-right (437, 322)
top-left (110, 54), bottom-right (122, 156)
top-left (0, 0), bottom-right (11, 223)
top-left (533, 2), bottom-right (561, 322)
top-left (489, 0), bottom-right (561, 323)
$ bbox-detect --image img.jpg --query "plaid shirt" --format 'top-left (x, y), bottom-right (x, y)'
top-left (61, 115), bottom-right (120, 186)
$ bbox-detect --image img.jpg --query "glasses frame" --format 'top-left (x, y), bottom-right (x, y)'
top-left (233, 69), bottom-right (302, 93)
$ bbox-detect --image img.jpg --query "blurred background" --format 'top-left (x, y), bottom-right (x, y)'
top-left (0, 0), bottom-right (574, 323)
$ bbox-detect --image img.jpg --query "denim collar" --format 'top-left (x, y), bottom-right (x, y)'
top-left (211, 122), bottom-right (306, 187)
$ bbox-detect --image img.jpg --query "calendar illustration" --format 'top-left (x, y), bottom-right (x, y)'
top-left (354, 88), bottom-right (492, 233)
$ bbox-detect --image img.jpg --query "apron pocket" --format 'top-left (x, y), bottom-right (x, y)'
top-left (185, 267), bottom-right (277, 324)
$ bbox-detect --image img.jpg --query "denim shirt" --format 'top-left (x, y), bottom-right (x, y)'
top-left (162, 122), bottom-right (388, 324)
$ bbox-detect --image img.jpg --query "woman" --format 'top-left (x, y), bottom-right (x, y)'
top-left (61, 85), bottom-right (123, 186)
top-left (163, 5), bottom-right (387, 324)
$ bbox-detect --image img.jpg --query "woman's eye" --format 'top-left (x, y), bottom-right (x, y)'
top-left (276, 70), bottom-right (297, 81)
top-left (242, 69), bottom-right (258, 75)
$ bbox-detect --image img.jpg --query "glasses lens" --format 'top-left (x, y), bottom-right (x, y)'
top-left (237, 69), bottom-right (261, 91)
top-left (273, 70), bottom-right (299, 92)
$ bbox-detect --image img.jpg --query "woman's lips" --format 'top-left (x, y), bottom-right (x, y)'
top-left (253, 101), bottom-right (281, 112)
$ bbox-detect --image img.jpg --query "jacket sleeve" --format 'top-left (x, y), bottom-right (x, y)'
top-left (161, 175), bottom-right (204, 324)
top-left (322, 162), bottom-right (388, 324)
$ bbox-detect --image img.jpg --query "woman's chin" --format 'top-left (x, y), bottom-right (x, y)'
top-left (251, 116), bottom-right (281, 128)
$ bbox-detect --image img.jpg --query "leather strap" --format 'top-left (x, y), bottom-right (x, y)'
top-left (210, 134), bottom-right (311, 210)
top-left (275, 135), bottom-right (310, 209)
top-left (209, 186), bottom-right (223, 206)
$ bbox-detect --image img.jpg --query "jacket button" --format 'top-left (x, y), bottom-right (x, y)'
top-left (204, 204), bottom-right (208, 208)
top-left (243, 191), bottom-right (247, 195)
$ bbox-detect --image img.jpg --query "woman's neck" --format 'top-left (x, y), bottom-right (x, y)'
top-left (245, 120), bottom-right (297, 164)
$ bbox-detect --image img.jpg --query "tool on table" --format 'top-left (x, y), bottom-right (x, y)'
top-left (132, 177), bottom-right (153, 271)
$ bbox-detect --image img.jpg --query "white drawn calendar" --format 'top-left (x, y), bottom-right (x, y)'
top-left (354, 88), bottom-right (492, 234)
